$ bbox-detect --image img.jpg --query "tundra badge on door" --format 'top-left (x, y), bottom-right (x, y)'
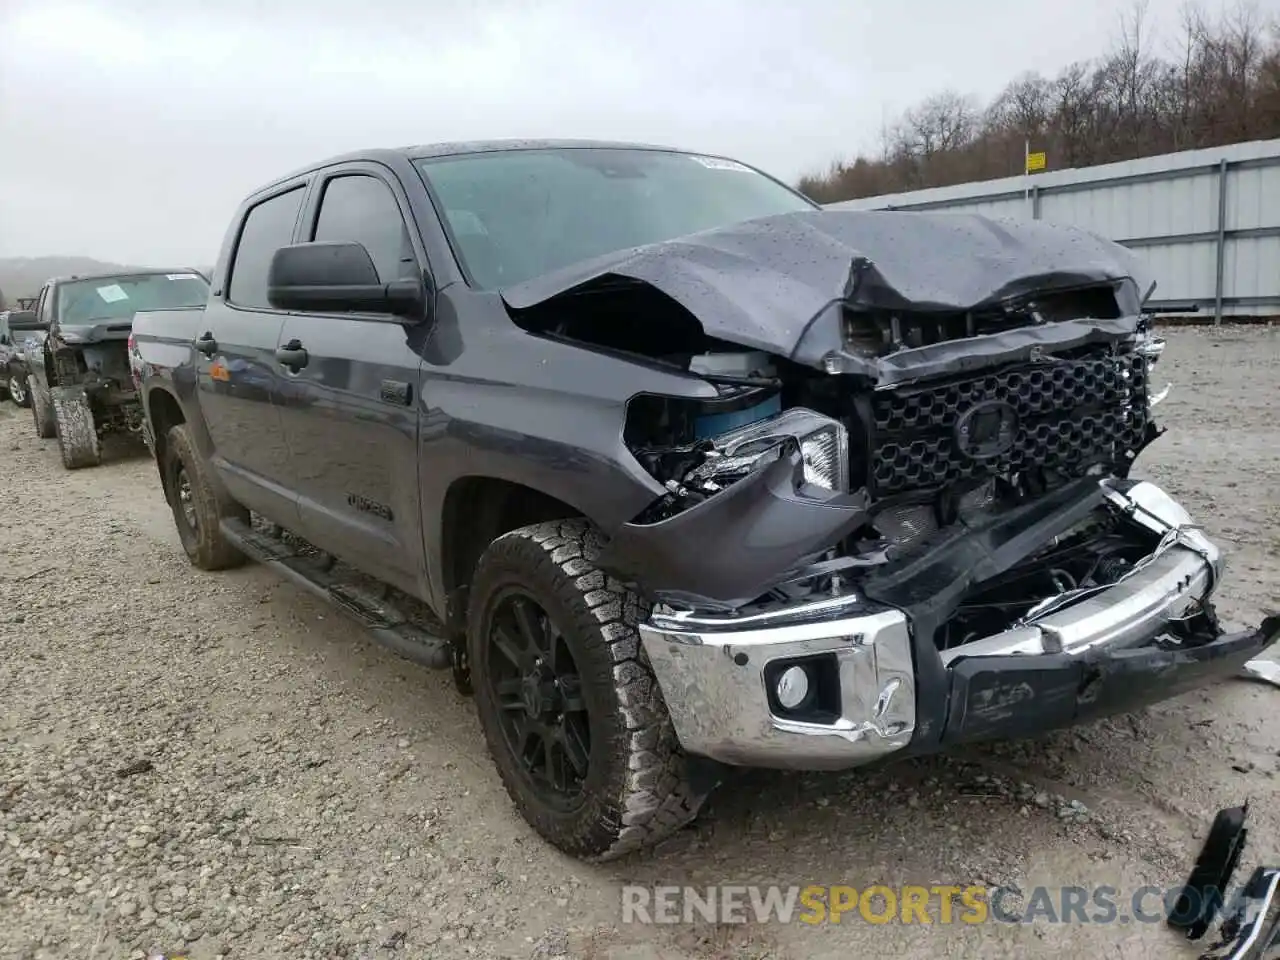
top-left (347, 493), bottom-right (394, 521)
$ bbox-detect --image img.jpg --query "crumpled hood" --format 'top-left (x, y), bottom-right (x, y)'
top-left (501, 209), bottom-right (1153, 383)
top-left (61, 320), bottom-right (136, 344)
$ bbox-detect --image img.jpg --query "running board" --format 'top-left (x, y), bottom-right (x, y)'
top-left (219, 518), bottom-right (451, 670)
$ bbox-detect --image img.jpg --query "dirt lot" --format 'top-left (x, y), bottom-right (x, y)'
top-left (1, 326), bottom-right (1278, 960)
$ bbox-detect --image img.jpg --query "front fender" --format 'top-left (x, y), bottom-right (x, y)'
top-left (598, 448), bottom-right (869, 609)
top-left (24, 342), bottom-right (48, 389)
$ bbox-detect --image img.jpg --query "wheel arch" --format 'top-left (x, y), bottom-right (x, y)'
top-left (145, 386), bottom-right (187, 500)
top-left (439, 476), bottom-right (584, 630)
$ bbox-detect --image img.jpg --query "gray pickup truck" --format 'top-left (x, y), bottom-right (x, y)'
top-left (129, 139), bottom-right (1279, 861)
top-left (26, 270), bottom-right (209, 468)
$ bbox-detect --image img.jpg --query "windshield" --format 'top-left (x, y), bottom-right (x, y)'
top-left (415, 148), bottom-right (815, 290)
top-left (55, 273), bottom-right (208, 328)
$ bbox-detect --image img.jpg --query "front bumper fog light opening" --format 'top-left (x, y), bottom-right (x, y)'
top-left (764, 654), bottom-right (840, 723)
top-left (775, 665), bottom-right (810, 710)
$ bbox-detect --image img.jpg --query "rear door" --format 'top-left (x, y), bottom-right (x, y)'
top-left (196, 183), bottom-right (307, 523)
top-left (274, 165), bottom-right (428, 596)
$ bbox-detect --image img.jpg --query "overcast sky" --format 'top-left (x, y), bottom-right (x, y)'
top-left (0, 0), bottom-right (1262, 265)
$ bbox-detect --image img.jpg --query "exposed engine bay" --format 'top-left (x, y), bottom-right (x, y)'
top-left (499, 207), bottom-right (1194, 660)
top-left (491, 204), bottom-right (1274, 779)
top-left (49, 335), bottom-right (146, 435)
top-left (599, 282), bottom-right (1174, 656)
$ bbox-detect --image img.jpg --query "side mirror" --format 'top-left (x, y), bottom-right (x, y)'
top-left (266, 241), bottom-right (425, 320)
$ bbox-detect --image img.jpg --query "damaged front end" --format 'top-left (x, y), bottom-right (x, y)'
top-left (630, 472), bottom-right (1279, 768)
top-left (47, 324), bottom-right (146, 436)
top-left (505, 209), bottom-right (1280, 769)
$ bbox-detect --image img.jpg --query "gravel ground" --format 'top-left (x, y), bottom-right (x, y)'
top-left (1, 326), bottom-right (1278, 960)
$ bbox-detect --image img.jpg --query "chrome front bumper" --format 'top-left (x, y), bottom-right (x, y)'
top-left (938, 481), bottom-right (1223, 663)
top-left (640, 598), bottom-right (917, 769)
top-left (638, 480), bottom-right (1258, 770)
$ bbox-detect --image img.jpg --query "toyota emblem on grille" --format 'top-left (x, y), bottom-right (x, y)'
top-left (955, 399), bottom-right (1018, 460)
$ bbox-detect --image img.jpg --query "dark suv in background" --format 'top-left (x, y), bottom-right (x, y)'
top-left (0, 309), bottom-right (48, 407)
top-left (26, 270), bottom-right (208, 468)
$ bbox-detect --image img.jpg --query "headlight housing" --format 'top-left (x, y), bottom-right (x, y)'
top-left (689, 407), bottom-right (849, 493)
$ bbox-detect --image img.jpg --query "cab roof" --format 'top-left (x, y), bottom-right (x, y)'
top-left (252, 139), bottom-right (707, 195)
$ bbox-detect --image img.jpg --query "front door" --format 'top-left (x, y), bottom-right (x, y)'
top-left (275, 169), bottom-right (427, 596)
top-left (196, 184), bottom-right (305, 523)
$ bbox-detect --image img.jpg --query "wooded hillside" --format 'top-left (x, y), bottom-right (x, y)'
top-left (801, 2), bottom-right (1280, 202)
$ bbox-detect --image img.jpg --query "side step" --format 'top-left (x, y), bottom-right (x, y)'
top-left (219, 518), bottom-right (451, 670)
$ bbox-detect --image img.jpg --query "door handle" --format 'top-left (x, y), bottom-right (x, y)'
top-left (194, 332), bottom-right (217, 356)
top-left (275, 339), bottom-right (309, 370)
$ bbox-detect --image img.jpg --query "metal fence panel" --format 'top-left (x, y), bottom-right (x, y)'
top-left (826, 138), bottom-right (1280, 320)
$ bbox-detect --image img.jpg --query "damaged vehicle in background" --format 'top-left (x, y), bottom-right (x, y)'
top-left (0, 308), bottom-right (48, 407)
top-left (129, 141), bottom-right (1280, 862)
top-left (27, 270), bottom-right (209, 468)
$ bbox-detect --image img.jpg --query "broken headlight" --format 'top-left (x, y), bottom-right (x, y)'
top-left (1133, 328), bottom-right (1171, 408)
top-left (688, 408), bottom-right (849, 493)
top-left (1135, 328), bottom-right (1166, 367)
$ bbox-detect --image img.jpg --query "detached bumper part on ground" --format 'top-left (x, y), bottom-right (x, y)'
top-left (1168, 804), bottom-right (1280, 959)
top-left (639, 479), bottom-right (1280, 769)
top-left (1204, 867), bottom-right (1280, 959)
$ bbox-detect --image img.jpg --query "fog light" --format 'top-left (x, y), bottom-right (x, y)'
top-left (775, 665), bottom-right (810, 710)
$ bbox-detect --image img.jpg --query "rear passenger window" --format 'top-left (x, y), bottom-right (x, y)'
top-left (228, 186), bottom-right (306, 308)
top-left (312, 175), bottom-right (417, 283)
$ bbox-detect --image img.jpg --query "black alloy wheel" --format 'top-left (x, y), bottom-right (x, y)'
top-left (174, 459), bottom-right (199, 538)
top-left (466, 520), bottom-right (709, 860)
top-left (484, 589), bottom-right (590, 805)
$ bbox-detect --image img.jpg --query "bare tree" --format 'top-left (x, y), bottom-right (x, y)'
top-left (799, 0), bottom-right (1280, 201)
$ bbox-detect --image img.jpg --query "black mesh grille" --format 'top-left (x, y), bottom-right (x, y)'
top-left (867, 352), bottom-right (1149, 495)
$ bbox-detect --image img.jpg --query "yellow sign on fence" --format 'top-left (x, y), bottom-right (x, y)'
top-left (1026, 151), bottom-right (1047, 172)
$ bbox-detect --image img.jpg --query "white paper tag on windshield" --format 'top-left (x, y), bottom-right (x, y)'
top-left (96, 284), bottom-right (128, 303)
top-left (690, 155), bottom-right (753, 172)
top-left (167, 273), bottom-right (200, 280)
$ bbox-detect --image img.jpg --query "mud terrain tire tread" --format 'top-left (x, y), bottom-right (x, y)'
top-left (163, 423), bottom-right (248, 571)
top-left (30, 382), bottom-right (55, 438)
top-left (467, 518), bottom-right (708, 862)
top-left (52, 387), bottom-right (101, 469)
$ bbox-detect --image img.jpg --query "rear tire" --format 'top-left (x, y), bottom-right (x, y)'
top-left (52, 387), bottom-right (101, 469)
top-left (467, 519), bottom-right (708, 861)
top-left (30, 381), bottom-right (55, 438)
top-left (163, 423), bottom-right (247, 570)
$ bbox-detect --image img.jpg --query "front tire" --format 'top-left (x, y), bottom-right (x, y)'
top-left (30, 381), bottom-right (55, 438)
top-left (8, 373), bottom-right (31, 408)
top-left (162, 423), bottom-right (247, 570)
top-left (467, 519), bottom-right (708, 861)
top-left (52, 387), bottom-right (101, 469)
